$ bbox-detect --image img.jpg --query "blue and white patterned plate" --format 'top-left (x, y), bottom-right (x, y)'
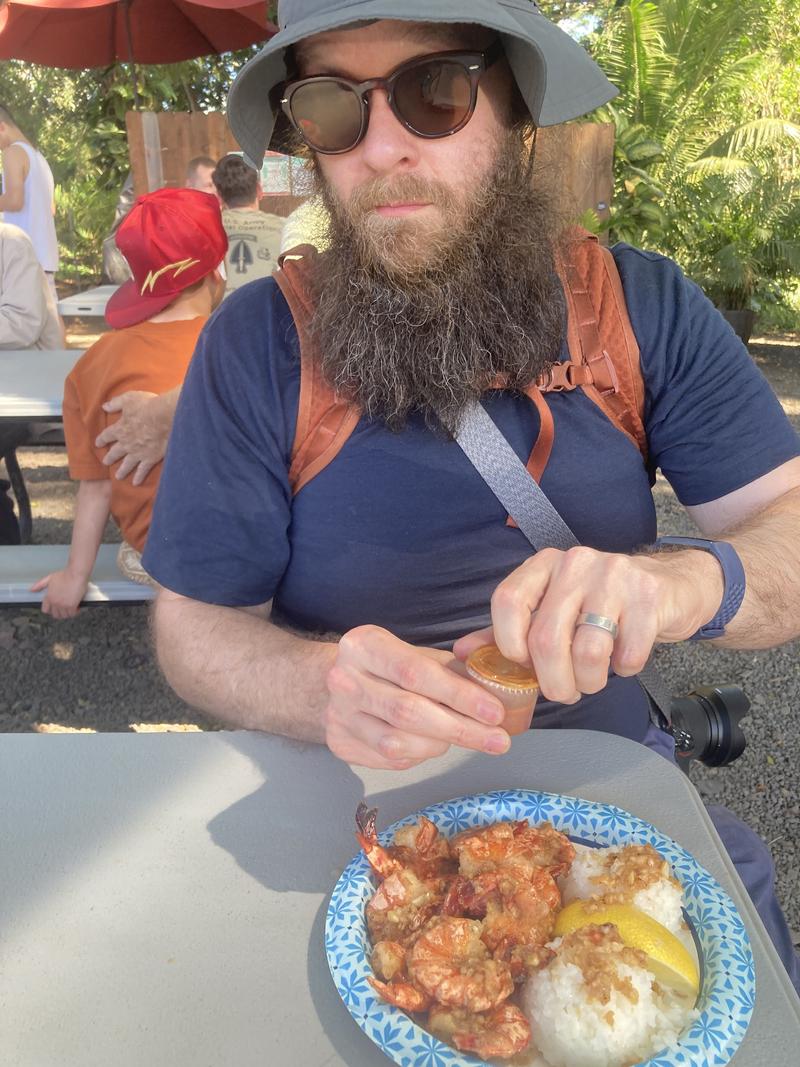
top-left (326, 790), bottom-right (755, 1067)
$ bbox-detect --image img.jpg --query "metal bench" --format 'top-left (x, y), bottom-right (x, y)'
top-left (0, 544), bottom-right (155, 606)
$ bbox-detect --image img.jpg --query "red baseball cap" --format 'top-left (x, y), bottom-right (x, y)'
top-left (105, 187), bottom-right (228, 329)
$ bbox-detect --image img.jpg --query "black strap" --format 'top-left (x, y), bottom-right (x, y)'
top-left (455, 399), bottom-right (672, 726)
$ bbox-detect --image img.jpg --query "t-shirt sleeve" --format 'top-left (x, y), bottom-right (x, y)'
top-left (614, 244), bottom-right (800, 505)
top-left (62, 374), bottom-right (108, 480)
top-left (142, 280), bottom-right (300, 606)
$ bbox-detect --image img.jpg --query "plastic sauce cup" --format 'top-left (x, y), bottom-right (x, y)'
top-left (465, 645), bottom-right (539, 735)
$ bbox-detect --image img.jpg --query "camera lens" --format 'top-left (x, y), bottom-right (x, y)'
top-left (669, 685), bottom-right (749, 767)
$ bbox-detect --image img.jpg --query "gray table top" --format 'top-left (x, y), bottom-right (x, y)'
top-left (0, 348), bottom-right (80, 419)
top-left (57, 284), bottom-right (118, 318)
top-left (1, 730), bottom-right (797, 1066)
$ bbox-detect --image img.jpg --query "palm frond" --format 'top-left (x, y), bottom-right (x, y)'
top-left (685, 157), bottom-right (759, 181)
top-left (594, 0), bottom-right (673, 126)
top-left (702, 118), bottom-right (800, 158)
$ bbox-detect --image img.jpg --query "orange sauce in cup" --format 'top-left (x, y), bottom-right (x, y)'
top-left (465, 645), bottom-right (539, 735)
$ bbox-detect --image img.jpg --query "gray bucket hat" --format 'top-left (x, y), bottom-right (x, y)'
top-left (227, 0), bottom-right (617, 167)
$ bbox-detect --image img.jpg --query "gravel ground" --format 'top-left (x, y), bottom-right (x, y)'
top-left (2, 331), bottom-right (798, 935)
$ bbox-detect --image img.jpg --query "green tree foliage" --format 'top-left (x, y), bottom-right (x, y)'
top-left (681, 158), bottom-right (800, 311)
top-left (579, 0), bottom-right (800, 315)
top-left (2, 0), bottom-right (798, 310)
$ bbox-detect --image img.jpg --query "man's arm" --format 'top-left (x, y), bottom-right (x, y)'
top-left (30, 480), bottom-right (112, 618)
top-left (152, 590), bottom-right (509, 769)
top-left (152, 592), bottom-right (333, 742)
top-left (687, 459), bottom-right (800, 649)
top-left (153, 464), bottom-right (800, 768)
top-left (0, 145), bottom-right (27, 213)
top-left (94, 387), bottom-right (180, 483)
top-left (0, 231), bottom-right (49, 348)
top-left (454, 457), bottom-right (800, 703)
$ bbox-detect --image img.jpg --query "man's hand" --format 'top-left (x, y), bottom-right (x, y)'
top-left (454, 547), bottom-right (723, 704)
top-left (94, 390), bottom-right (171, 485)
top-left (324, 625), bottom-right (512, 770)
top-left (30, 569), bottom-right (88, 619)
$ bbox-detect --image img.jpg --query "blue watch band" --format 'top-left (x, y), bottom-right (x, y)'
top-left (654, 536), bottom-right (746, 639)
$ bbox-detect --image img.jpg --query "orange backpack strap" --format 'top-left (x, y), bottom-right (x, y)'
top-left (273, 247), bottom-right (360, 495)
top-left (520, 384), bottom-right (555, 482)
top-left (274, 232), bottom-right (647, 498)
top-left (540, 229), bottom-right (648, 462)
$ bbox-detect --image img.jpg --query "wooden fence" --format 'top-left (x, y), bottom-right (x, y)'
top-left (126, 111), bottom-right (306, 218)
top-left (536, 122), bottom-right (615, 229)
top-left (126, 111), bottom-right (614, 225)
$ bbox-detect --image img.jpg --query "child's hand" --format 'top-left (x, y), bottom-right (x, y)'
top-left (30, 570), bottom-right (88, 619)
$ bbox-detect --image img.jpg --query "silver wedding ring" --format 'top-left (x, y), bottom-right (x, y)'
top-left (576, 612), bottom-right (619, 639)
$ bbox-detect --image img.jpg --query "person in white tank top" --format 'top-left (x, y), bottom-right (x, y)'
top-left (0, 104), bottom-right (59, 278)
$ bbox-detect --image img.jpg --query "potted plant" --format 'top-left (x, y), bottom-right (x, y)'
top-left (678, 163), bottom-right (800, 345)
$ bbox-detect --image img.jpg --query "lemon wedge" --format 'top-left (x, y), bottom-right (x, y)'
top-left (554, 899), bottom-right (700, 999)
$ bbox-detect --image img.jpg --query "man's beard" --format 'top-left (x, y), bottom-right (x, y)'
top-left (309, 130), bottom-right (566, 433)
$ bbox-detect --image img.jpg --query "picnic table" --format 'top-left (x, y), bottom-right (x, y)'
top-left (1, 728), bottom-right (797, 1065)
top-left (57, 284), bottom-right (118, 319)
top-left (0, 349), bottom-right (79, 419)
top-left (0, 349), bottom-right (81, 542)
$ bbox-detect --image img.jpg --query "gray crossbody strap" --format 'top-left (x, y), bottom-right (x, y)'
top-left (456, 399), bottom-right (577, 550)
top-left (455, 399), bottom-right (672, 726)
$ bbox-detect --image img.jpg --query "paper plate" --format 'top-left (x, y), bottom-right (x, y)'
top-left (326, 790), bottom-right (755, 1067)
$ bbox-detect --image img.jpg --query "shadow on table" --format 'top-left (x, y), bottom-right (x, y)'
top-left (206, 734), bottom-right (365, 894)
top-left (206, 729), bottom-right (629, 1066)
top-left (207, 728), bottom-right (622, 896)
top-left (204, 735), bottom-right (403, 1064)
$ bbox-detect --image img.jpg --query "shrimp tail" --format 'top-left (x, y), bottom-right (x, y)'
top-left (414, 816), bottom-right (441, 854)
top-left (356, 803), bottom-right (403, 878)
top-left (356, 801), bottom-right (377, 839)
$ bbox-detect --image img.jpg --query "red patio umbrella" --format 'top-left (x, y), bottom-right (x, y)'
top-left (0, 0), bottom-right (277, 67)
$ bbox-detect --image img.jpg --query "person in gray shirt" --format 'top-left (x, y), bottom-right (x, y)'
top-left (0, 221), bottom-right (60, 349)
top-left (212, 154), bottom-right (284, 296)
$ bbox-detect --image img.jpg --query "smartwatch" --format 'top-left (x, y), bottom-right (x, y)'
top-left (654, 536), bottom-right (746, 640)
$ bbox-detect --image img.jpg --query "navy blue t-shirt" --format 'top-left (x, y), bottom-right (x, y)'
top-left (143, 245), bottom-right (799, 741)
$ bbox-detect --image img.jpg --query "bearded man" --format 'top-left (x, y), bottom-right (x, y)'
top-left (101, 2), bottom-right (799, 983)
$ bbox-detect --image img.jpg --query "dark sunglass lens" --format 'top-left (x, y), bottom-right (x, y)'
top-left (289, 80), bottom-right (363, 152)
top-left (394, 59), bottom-right (473, 136)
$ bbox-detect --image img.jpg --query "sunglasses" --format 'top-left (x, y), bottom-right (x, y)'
top-left (281, 41), bottom-right (504, 155)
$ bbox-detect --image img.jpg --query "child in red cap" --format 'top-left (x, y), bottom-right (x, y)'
top-left (32, 187), bottom-right (227, 617)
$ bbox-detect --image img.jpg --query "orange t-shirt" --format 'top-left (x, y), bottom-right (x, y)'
top-left (62, 317), bottom-right (207, 553)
